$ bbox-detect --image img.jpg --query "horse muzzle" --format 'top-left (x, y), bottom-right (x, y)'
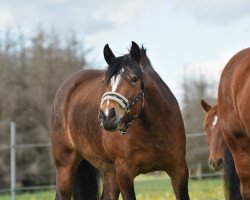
top-left (99, 109), bottom-right (122, 132)
top-left (208, 158), bottom-right (224, 171)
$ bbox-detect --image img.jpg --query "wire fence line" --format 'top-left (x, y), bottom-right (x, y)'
top-left (0, 185), bottom-right (56, 194)
top-left (0, 123), bottom-right (219, 198)
top-left (0, 144), bottom-right (52, 151)
top-left (0, 133), bottom-right (207, 150)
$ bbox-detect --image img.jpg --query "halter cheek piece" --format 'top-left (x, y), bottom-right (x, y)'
top-left (100, 89), bottom-right (144, 135)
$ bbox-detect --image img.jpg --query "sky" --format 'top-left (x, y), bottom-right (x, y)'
top-left (1, 0), bottom-right (250, 102)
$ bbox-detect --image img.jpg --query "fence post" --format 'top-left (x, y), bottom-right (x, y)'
top-left (196, 162), bottom-right (202, 180)
top-left (10, 122), bottom-right (16, 200)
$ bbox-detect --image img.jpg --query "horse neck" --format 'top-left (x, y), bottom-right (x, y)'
top-left (139, 74), bottom-right (176, 130)
top-left (139, 55), bottom-right (181, 130)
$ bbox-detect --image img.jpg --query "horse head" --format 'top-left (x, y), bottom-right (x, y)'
top-left (99, 41), bottom-right (144, 134)
top-left (201, 99), bottom-right (225, 171)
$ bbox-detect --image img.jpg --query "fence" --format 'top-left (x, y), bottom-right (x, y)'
top-left (0, 122), bottom-right (55, 199)
top-left (0, 122), bottom-right (222, 199)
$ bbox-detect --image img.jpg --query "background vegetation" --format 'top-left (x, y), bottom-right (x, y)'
top-left (181, 69), bottom-right (217, 174)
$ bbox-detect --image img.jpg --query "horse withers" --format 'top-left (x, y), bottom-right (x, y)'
top-left (201, 99), bottom-right (241, 200)
top-left (51, 42), bottom-right (190, 200)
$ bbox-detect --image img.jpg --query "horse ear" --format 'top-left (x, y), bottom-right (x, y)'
top-left (200, 99), bottom-right (211, 113)
top-left (104, 44), bottom-right (116, 65)
top-left (130, 41), bottom-right (141, 63)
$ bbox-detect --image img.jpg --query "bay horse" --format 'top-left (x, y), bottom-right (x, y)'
top-left (201, 99), bottom-right (241, 200)
top-left (217, 48), bottom-right (250, 199)
top-left (51, 41), bottom-right (190, 200)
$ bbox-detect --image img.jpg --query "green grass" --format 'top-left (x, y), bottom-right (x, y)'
top-left (0, 175), bottom-right (224, 200)
top-left (133, 175), bottom-right (224, 200)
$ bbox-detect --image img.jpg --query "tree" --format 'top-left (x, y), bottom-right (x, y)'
top-left (181, 68), bottom-right (216, 133)
top-left (0, 28), bottom-right (87, 188)
top-left (181, 67), bottom-right (217, 175)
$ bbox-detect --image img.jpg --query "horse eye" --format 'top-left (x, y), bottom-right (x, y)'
top-left (130, 76), bottom-right (138, 84)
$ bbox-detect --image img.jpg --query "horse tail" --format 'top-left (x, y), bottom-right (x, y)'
top-left (73, 160), bottom-right (99, 200)
top-left (223, 146), bottom-right (242, 200)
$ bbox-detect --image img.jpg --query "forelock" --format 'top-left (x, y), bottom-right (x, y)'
top-left (105, 55), bottom-right (143, 85)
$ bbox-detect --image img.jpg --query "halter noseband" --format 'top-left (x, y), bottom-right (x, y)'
top-left (100, 86), bottom-right (144, 135)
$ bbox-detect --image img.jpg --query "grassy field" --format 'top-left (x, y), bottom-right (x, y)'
top-left (0, 175), bottom-right (224, 200)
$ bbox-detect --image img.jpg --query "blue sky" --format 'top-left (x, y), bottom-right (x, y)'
top-left (1, 0), bottom-right (250, 102)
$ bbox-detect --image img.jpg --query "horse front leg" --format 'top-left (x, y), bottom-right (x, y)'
top-left (167, 161), bottom-right (190, 200)
top-left (101, 172), bottom-right (120, 200)
top-left (115, 161), bottom-right (136, 200)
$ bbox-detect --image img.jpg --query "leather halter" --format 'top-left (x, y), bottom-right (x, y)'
top-left (100, 83), bottom-right (144, 135)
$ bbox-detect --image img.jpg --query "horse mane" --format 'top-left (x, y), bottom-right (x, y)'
top-left (224, 146), bottom-right (242, 200)
top-left (140, 45), bottom-right (152, 70)
top-left (140, 46), bottom-right (169, 90)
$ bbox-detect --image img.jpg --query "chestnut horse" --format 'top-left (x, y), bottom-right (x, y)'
top-left (201, 99), bottom-right (241, 200)
top-left (51, 42), bottom-right (190, 200)
top-left (217, 48), bottom-right (250, 199)
top-left (201, 100), bottom-right (225, 171)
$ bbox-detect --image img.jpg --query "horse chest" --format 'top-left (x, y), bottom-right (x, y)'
top-left (102, 134), bottom-right (165, 172)
top-left (77, 143), bottom-right (116, 172)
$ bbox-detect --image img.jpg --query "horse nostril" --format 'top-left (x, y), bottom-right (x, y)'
top-left (209, 160), bottom-right (212, 167)
top-left (109, 108), bottom-right (116, 118)
top-left (218, 158), bottom-right (224, 167)
top-left (208, 159), bottom-right (215, 169)
top-left (99, 110), bottom-right (106, 120)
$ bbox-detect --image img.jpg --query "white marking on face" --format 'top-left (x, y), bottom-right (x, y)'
top-left (110, 68), bottom-right (123, 92)
top-left (104, 100), bottom-right (110, 116)
top-left (212, 115), bottom-right (218, 128)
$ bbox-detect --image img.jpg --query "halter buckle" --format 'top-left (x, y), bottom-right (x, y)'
top-left (118, 128), bottom-right (127, 135)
